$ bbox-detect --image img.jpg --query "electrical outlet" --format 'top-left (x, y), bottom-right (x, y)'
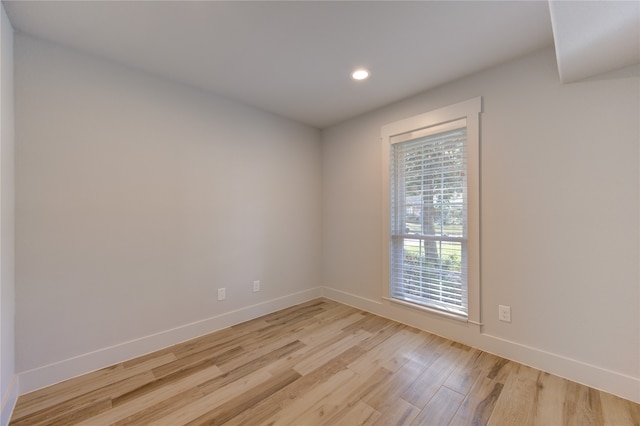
top-left (498, 305), bottom-right (511, 322)
top-left (253, 280), bottom-right (260, 292)
top-left (217, 288), bottom-right (226, 301)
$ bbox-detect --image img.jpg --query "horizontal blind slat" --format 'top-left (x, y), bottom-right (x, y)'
top-left (390, 126), bottom-right (468, 316)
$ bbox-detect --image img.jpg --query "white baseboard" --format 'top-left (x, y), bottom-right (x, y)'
top-left (320, 286), bottom-right (640, 404)
top-left (479, 332), bottom-right (640, 405)
top-left (1, 375), bottom-right (18, 426)
top-left (18, 287), bottom-right (322, 395)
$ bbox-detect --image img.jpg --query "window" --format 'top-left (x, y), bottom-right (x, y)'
top-left (381, 98), bottom-right (481, 322)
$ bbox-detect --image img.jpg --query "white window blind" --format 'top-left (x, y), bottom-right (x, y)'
top-left (389, 120), bottom-right (468, 317)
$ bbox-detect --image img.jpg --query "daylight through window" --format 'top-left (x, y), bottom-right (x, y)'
top-left (390, 122), bottom-right (468, 316)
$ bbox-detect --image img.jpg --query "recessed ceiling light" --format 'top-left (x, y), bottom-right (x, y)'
top-left (351, 69), bottom-right (370, 80)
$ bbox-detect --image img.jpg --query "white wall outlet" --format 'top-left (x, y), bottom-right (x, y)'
top-left (498, 305), bottom-right (511, 322)
top-left (217, 288), bottom-right (226, 301)
top-left (253, 280), bottom-right (261, 292)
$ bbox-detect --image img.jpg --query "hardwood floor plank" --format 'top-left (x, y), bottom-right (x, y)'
top-left (184, 369), bottom-right (301, 426)
top-left (486, 362), bottom-right (539, 426)
top-left (108, 346), bottom-right (242, 408)
top-left (396, 330), bottom-right (439, 367)
top-left (282, 371), bottom-right (382, 425)
top-left (299, 367), bottom-right (391, 425)
top-left (411, 385), bottom-right (465, 425)
top-left (293, 329), bottom-right (371, 376)
top-left (12, 398), bottom-right (111, 426)
top-left (400, 340), bottom-right (467, 408)
top-left (323, 400), bottom-right (381, 426)
top-left (12, 353), bottom-right (176, 421)
top-left (121, 347), bottom-right (176, 369)
top-left (561, 380), bottom-right (605, 426)
top-left (372, 398), bottom-right (421, 426)
top-left (266, 327), bottom-right (368, 377)
top-left (153, 368), bottom-right (274, 425)
top-left (228, 318), bottom-right (270, 334)
top-left (232, 299), bottom-right (328, 333)
top-left (13, 364), bottom-right (119, 414)
top-left (257, 367), bottom-right (358, 425)
top-left (362, 360), bottom-right (426, 414)
top-left (225, 347), bottom-right (366, 426)
top-left (171, 334), bottom-right (247, 360)
top-left (169, 320), bottom-right (275, 362)
top-left (229, 346), bottom-right (365, 425)
top-left (10, 371), bottom-right (154, 426)
top-left (197, 340), bottom-right (305, 395)
top-left (73, 364), bottom-right (223, 426)
top-left (356, 321), bottom-right (407, 353)
top-left (112, 387), bottom-right (204, 426)
top-left (215, 335), bottom-right (300, 373)
top-left (600, 391), bottom-right (640, 425)
top-left (443, 347), bottom-right (484, 394)
top-left (449, 352), bottom-right (513, 426)
top-left (151, 345), bottom-right (243, 379)
top-left (263, 304), bottom-right (326, 326)
top-left (377, 328), bottom-right (428, 373)
top-left (296, 312), bottom-right (365, 346)
top-left (251, 303), bottom-right (362, 347)
top-left (10, 299), bottom-right (639, 426)
top-left (348, 328), bottom-right (417, 375)
top-left (527, 371), bottom-right (567, 425)
top-left (342, 312), bottom-right (396, 334)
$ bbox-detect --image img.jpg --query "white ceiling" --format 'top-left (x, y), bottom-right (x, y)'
top-left (2, 1), bottom-right (633, 129)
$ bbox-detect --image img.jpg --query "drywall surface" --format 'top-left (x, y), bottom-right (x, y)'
top-left (322, 47), bottom-right (640, 401)
top-left (0, 5), bottom-right (16, 425)
top-left (15, 35), bottom-right (321, 375)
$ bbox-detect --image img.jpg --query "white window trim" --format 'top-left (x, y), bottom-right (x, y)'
top-left (381, 97), bottom-right (482, 324)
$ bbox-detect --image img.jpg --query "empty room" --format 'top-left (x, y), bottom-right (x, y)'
top-left (0, 1), bottom-right (639, 425)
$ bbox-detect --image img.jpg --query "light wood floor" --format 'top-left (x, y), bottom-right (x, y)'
top-left (10, 299), bottom-right (640, 425)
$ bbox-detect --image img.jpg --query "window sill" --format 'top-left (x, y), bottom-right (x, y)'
top-left (382, 296), bottom-right (470, 323)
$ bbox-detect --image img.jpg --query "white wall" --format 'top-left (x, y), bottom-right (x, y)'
top-left (0, 5), bottom-right (15, 425)
top-left (15, 34), bottom-right (321, 392)
top-left (322, 47), bottom-right (640, 402)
